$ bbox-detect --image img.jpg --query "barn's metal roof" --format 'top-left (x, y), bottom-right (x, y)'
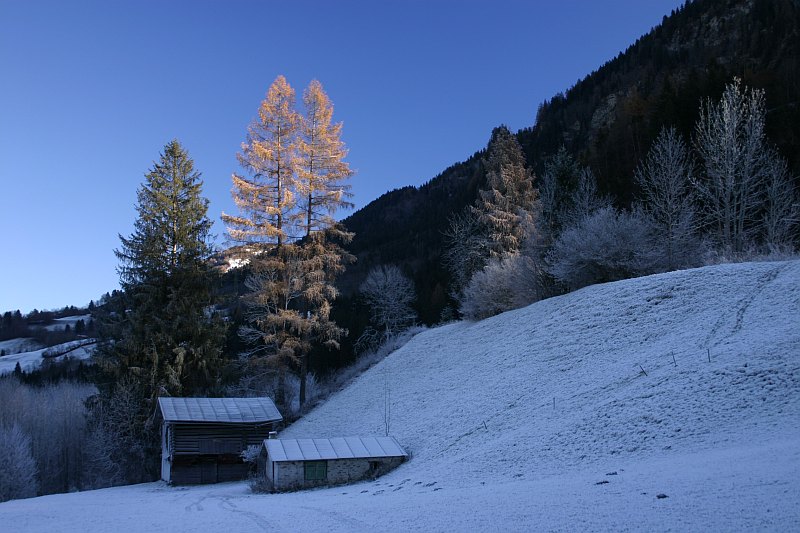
top-left (158, 397), bottom-right (282, 424)
top-left (264, 436), bottom-right (407, 462)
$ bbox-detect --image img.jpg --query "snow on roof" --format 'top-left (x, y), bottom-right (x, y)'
top-left (265, 436), bottom-right (407, 462)
top-left (158, 397), bottom-right (282, 424)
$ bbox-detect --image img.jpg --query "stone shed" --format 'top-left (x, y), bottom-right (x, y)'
top-left (261, 436), bottom-right (407, 491)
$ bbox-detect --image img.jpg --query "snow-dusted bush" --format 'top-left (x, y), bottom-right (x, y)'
top-left (0, 424), bottom-right (38, 502)
top-left (547, 207), bottom-right (657, 290)
top-left (459, 253), bottom-right (541, 320)
top-left (240, 444), bottom-right (261, 465)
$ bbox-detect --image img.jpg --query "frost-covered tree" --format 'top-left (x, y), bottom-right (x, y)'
top-left (359, 265), bottom-right (417, 345)
top-left (547, 207), bottom-right (656, 290)
top-left (441, 208), bottom-right (489, 296)
top-left (458, 253), bottom-right (540, 320)
top-left (0, 424), bottom-right (37, 502)
top-left (762, 153), bottom-right (799, 251)
top-left (693, 79), bottom-right (772, 254)
top-left (539, 145), bottom-right (582, 234)
top-left (473, 126), bottom-right (538, 257)
top-left (559, 168), bottom-right (611, 229)
top-left (635, 126), bottom-right (701, 270)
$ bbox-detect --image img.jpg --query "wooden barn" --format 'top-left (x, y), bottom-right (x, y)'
top-left (260, 436), bottom-right (407, 491)
top-left (158, 397), bottom-right (282, 484)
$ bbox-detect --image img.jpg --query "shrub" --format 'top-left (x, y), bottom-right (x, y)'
top-left (459, 253), bottom-right (542, 320)
top-left (547, 207), bottom-right (657, 290)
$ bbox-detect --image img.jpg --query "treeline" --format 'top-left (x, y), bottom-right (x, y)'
top-left (0, 306), bottom-right (97, 352)
top-left (448, 79), bottom-right (798, 320)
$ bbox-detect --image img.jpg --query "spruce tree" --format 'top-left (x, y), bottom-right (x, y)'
top-left (108, 139), bottom-right (224, 401)
top-left (473, 126), bottom-right (538, 257)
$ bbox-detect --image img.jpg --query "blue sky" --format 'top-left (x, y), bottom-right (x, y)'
top-left (0, 0), bottom-right (682, 314)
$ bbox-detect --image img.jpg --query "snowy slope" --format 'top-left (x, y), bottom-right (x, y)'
top-left (0, 340), bottom-right (95, 375)
top-left (1, 261), bottom-right (798, 532)
top-left (41, 314), bottom-right (92, 332)
top-left (0, 338), bottom-right (43, 356)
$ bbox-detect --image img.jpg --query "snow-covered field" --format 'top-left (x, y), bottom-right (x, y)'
top-left (0, 340), bottom-right (95, 375)
top-left (2, 261), bottom-right (798, 532)
top-left (0, 338), bottom-right (43, 356)
top-left (39, 314), bottom-right (92, 332)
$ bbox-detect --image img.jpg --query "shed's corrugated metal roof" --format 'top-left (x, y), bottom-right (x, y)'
top-left (158, 397), bottom-right (282, 424)
top-left (265, 436), bottom-right (407, 462)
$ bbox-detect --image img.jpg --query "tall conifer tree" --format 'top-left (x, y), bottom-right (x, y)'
top-left (101, 140), bottom-right (224, 479)
top-left (295, 79), bottom-right (354, 405)
top-left (111, 139), bottom-right (223, 398)
top-left (222, 75), bottom-right (300, 247)
top-left (473, 126), bottom-right (538, 257)
top-left (226, 77), bottom-right (354, 409)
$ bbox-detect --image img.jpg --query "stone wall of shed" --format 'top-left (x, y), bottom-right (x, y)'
top-left (267, 456), bottom-right (405, 492)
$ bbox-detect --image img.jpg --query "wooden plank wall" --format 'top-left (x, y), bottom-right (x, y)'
top-left (166, 421), bottom-right (277, 484)
top-left (171, 423), bottom-right (274, 455)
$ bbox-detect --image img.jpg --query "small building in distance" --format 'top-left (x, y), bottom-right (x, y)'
top-left (260, 436), bottom-right (408, 491)
top-left (158, 397), bottom-right (282, 484)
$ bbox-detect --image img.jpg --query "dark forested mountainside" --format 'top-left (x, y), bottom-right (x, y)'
top-left (519, 0), bottom-right (800, 204)
top-left (335, 0), bottom-right (800, 338)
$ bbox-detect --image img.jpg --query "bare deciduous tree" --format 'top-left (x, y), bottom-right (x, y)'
top-left (635, 126), bottom-right (701, 270)
top-left (762, 152), bottom-right (800, 251)
top-left (359, 265), bottom-right (417, 347)
top-left (693, 78), bottom-right (772, 254)
top-left (0, 424), bottom-right (37, 502)
top-left (559, 168), bottom-right (611, 229)
top-left (442, 208), bottom-right (489, 295)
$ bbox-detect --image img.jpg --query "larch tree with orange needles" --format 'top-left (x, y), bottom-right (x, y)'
top-left (222, 75), bottom-right (300, 249)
